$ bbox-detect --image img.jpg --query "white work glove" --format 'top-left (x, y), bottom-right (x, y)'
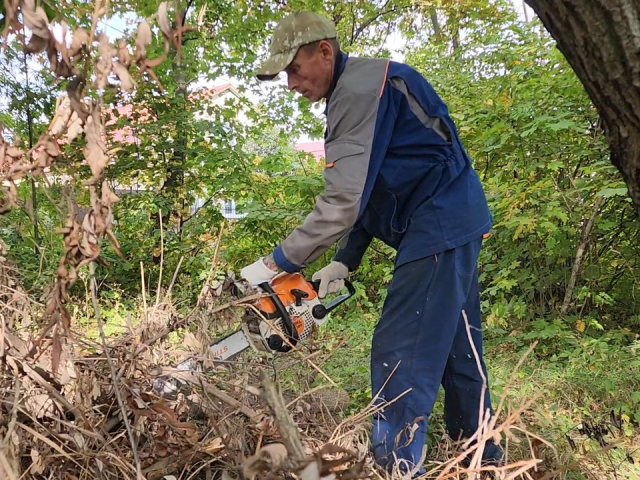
top-left (312, 261), bottom-right (348, 299)
top-left (240, 258), bottom-right (278, 286)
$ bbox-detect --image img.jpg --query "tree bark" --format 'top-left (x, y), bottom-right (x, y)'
top-left (525, 0), bottom-right (640, 216)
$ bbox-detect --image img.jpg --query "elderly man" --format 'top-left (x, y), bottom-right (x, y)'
top-left (240, 11), bottom-right (503, 475)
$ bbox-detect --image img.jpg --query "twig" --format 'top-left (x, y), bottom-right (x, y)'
top-left (89, 262), bottom-right (143, 480)
top-left (330, 387), bottom-right (412, 444)
top-left (140, 261), bottom-right (148, 324)
top-left (434, 395), bottom-right (544, 479)
top-left (197, 220), bottom-right (225, 307)
top-left (156, 209), bottom-right (164, 306)
top-left (83, 0), bottom-right (105, 76)
top-left (462, 309), bottom-right (489, 471)
top-left (285, 385), bottom-right (328, 409)
top-left (434, 459), bottom-right (542, 480)
top-left (259, 369), bottom-right (307, 464)
top-left (0, 449), bottom-right (18, 480)
top-left (166, 256), bottom-right (184, 298)
top-left (328, 360), bottom-right (406, 444)
top-left (172, 371), bottom-right (259, 419)
top-left (0, 377), bottom-right (20, 448)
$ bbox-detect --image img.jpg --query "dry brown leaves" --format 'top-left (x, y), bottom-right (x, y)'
top-left (0, 285), bottom-right (369, 480)
top-left (0, 240), bottom-right (32, 331)
top-left (0, 0), bottom-right (185, 212)
top-left (0, 1), bottom-right (191, 369)
top-left (134, 2), bottom-right (196, 89)
top-left (219, 442), bottom-right (364, 480)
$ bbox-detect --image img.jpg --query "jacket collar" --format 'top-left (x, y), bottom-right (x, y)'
top-left (324, 50), bottom-right (348, 117)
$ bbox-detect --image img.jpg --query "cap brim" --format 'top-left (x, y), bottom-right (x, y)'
top-left (256, 49), bottom-right (297, 81)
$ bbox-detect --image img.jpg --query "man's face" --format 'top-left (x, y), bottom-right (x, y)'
top-left (284, 41), bottom-right (334, 103)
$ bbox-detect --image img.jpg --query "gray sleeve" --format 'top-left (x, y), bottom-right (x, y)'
top-left (272, 90), bottom-right (381, 272)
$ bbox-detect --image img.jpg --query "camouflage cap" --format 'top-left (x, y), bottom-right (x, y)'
top-left (256, 11), bottom-right (337, 81)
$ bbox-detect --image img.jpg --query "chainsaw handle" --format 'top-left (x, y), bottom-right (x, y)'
top-left (310, 279), bottom-right (356, 320)
top-left (258, 281), bottom-right (298, 351)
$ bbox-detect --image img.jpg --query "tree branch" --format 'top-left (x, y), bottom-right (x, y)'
top-left (259, 370), bottom-right (306, 464)
top-left (350, 2), bottom-right (396, 45)
top-left (181, 195), bottom-right (215, 225)
top-left (560, 196), bottom-right (606, 314)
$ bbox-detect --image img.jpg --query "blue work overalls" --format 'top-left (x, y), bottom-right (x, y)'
top-left (328, 53), bottom-right (503, 474)
top-left (271, 51), bottom-right (503, 474)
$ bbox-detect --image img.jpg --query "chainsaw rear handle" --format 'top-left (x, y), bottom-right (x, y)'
top-left (258, 281), bottom-right (297, 352)
top-left (310, 279), bottom-right (356, 319)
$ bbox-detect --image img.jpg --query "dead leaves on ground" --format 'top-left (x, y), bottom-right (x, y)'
top-left (1, 317), bottom-right (369, 480)
top-left (220, 442), bottom-right (365, 480)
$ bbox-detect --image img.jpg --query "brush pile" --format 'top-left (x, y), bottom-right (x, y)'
top-left (0, 255), bottom-right (556, 480)
top-left (0, 258), bottom-right (370, 480)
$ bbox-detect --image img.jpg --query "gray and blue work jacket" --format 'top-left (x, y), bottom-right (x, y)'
top-left (272, 51), bottom-right (492, 273)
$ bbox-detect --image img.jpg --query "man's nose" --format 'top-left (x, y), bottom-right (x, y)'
top-left (287, 75), bottom-right (298, 91)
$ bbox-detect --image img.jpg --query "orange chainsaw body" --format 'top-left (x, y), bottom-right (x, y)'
top-left (256, 273), bottom-right (318, 315)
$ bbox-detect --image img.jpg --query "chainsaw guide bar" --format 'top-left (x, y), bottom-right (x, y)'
top-left (153, 273), bottom-right (355, 396)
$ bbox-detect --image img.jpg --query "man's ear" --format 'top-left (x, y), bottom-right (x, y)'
top-left (319, 39), bottom-right (334, 60)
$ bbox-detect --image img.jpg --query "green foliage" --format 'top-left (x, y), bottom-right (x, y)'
top-left (1, 0), bottom-right (639, 474)
top-left (1, 0), bottom-right (636, 340)
top-left (404, 13), bottom-right (639, 333)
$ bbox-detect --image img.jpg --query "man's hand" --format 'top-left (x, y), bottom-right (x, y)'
top-left (312, 261), bottom-right (348, 298)
top-left (240, 256), bottom-right (278, 286)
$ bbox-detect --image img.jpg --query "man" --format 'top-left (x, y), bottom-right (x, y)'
top-left (240, 11), bottom-right (503, 475)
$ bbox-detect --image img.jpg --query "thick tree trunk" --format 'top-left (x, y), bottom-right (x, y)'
top-left (525, 0), bottom-right (640, 215)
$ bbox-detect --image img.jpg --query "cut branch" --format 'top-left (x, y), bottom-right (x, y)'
top-left (171, 371), bottom-right (259, 419)
top-left (259, 370), bottom-right (306, 464)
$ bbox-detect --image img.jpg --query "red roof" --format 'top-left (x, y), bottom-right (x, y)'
top-left (189, 83), bottom-right (234, 101)
top-left (295, 141), bottom-right (324, 160)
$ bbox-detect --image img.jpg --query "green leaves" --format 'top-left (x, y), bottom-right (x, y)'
top-left (596, 186), bottom-right (629, 198)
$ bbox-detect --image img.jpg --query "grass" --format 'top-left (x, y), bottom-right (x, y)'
top-left (313, 312), bottom-right (640, 479)
top-left (82, 291), bottom-right (640, 478)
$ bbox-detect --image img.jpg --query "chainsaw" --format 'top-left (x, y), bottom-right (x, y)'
top-left (208, 272), bottom-right (355, 360)
top-left (153, 273), bottom-right (355, 396)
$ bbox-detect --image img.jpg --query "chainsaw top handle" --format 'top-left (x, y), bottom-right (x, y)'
top-left (309, 279), bottom-right (356, 319)
top-left (258, 281), bottom-right (297, 352)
